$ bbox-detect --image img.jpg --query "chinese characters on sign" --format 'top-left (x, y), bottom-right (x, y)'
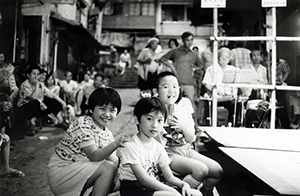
top-left (201, 0), bottom-right (226, 8)
top-left (262, 0), bottom-right (286, 7)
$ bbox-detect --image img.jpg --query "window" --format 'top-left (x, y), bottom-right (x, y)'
top-left (162, 4), bottom-right (192, 22)
top-left (130, 0), bottom-right (154, 16)
top-left (103, 1), bottom-right (123, 16)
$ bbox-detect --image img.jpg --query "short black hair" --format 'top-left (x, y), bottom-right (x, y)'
top-left (168, 38), bottom-right (179, 48)
top-left (134, 97), bottom-right (167, 123)
top-left (181, 31), bottom-right (194, 41)
top-left (26, 63), bottom-right (41, 75)
top-left (152, 71), bottom-right (182, 103)
top-left (88, 87), bottom-right (122, 114)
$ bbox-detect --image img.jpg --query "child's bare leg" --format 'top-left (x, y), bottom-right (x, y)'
top-left (189, 150), bottom-right (223, 190)
top-left (0, 135), bottom-right (24, 177)
top-left (80, 160), bottom-right (116, 196)
top-left (170, 155), bottom-right (209, 188)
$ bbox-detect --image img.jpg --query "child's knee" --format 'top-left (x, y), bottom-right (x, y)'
top-left (101, 160), bottom-right (117, 174)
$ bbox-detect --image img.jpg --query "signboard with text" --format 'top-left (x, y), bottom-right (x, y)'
top-left (201, 0), bottom-right (226, 8)
top-left (262, 0), bottom-right (286, 7)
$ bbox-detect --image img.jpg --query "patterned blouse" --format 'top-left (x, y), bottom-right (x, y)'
top-left (55, 115), bottom-right (114, 162)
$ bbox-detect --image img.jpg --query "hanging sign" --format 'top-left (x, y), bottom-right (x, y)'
top-left (201, 0), bottom-right (226, 8)
top-left (262, 0), bottom-right (286, 7)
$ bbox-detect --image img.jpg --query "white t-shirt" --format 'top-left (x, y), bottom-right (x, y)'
top-left (118, 134), bottom-right (170, 181)
top-left (59, 80), bottom-right (78, 93)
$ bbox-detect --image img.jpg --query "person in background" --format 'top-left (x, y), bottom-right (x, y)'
top-left (109, 44), bottom-right (119, 75)
top-left (0, 50), bottom-right (18, 97)
top-left (137, 37), bottom-right (161, 98)
top-left (192, 46), bottom-right (199, 56)
top-left (0, 50), bottom-right (18, 138)
top-left (47, 88), bottom-right (132, 196)
top-left (152, 71), bottom-right (223, 196)
top-left (159, 31), bottom-right (203, 106)
top-left (118, 97), bottom-right (201, 196)
top-left (77, 73), bottom-right (105, 115)
top-left (45, 73), bottom-right (60, 97)
top-left (202, 47), bottom-right (239, 124)
top-left (119, 49), bottom-right (132, 76)
top-left (168, 38), bottom-right (179, 49)
top-left (59, 71), bottom-right (80, 112)
top-left (244, 50), bottom-right (268, 100)
top-left (38, 69), bottom-right (66, 126)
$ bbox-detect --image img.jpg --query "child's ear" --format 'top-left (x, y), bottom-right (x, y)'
top-left (134, 116), bottom-right (139, 124)
top-left (152, 88), bottom-right (158, 97)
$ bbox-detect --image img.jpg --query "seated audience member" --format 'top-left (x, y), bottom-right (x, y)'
top-left (45, 73), bottom-right (60, 96)
top-left (59, 71), bottom-right (79, 110)
top-left (243, 49), bottom-right (268, 100)
top-left (77, 73), bottom-right (105, 115)
top-left (79, 71), bottom-right (93, 90)
top-left (202, 47), bottom-right (239, 124)
top-left (13, 64), bottom-right (66, 136)
top-left (38, 69), bottom-right (67, 126)
top-left (0, 50), bottom-right (18, 137)
top-left (0, 50), bottom-right (18, 97)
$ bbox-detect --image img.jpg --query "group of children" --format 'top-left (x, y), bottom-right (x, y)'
top-left (47, 71), bottom-right (223, 196)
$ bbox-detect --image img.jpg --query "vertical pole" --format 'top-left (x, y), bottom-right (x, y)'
top-left (270, 7), bottom-right (276, 129)
top-left (212, 7), bottom-right (218, 127)
top-left (12, 0), bottom-right (18, 63)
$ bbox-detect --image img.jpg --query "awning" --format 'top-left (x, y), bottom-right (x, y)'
top-left (51, 13), bottom-right (102, 49)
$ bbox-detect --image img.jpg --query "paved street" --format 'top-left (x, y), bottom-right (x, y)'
top-left (0, 88), bottom-right (140, 196)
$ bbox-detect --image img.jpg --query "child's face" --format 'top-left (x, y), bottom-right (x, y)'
top-left (157, 75), bottom-right (180, 105)
top-left (28, 69), bottom-right (40, 83)
top-left (138, 111), bottom-right (165, 138)
top-left (92, 104), bottom-right (118, 128)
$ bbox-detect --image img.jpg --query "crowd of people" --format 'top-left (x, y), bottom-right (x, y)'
top-left (0, 30), bottom-right (295, 196)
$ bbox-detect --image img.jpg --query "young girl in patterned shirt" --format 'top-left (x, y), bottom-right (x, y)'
top-left (47, 88), bottom-right (131, 196)
top-left (152, 71), bottom-right (223, 196)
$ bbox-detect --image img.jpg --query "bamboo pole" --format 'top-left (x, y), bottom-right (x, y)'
top-left (212, 7), bottom-right (218, 127)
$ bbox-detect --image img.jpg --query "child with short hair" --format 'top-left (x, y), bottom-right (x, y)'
top-left (152, 71), bottom-right (223, 196)
top-left (118, 97), bottom-right (202, 196)
top-left (47, 87), bottom-right (131, 196)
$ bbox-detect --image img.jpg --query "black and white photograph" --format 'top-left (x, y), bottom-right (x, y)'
top-left (0, 0), bottom-right (299, 195)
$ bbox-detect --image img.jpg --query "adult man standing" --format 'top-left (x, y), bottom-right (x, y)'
top-left (159, 32), bottom-right (203, 103)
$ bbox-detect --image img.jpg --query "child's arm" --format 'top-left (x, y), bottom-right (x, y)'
top-left (130, 164), bottom-right (178, 193)
top-left (82, 134), bottom-right (132, 162)
top-left (169, 115), bottom-right (195, 143)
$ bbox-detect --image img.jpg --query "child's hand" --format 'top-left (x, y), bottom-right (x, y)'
top-left (168, 115), bottom-right (186, 131)
top-left (182, 183), bottom-right (202, 196)
top-left (181, 182), bottom-right (192, 196)
top-left (116, 134), bottom-right (133, 147)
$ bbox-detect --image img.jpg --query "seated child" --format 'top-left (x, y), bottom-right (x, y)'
top-left (152, 71), bottom-right (223, 196)
top-left (47, 88), bottom-right (132, 196)
top-left (118, 97), bottom-right (202, 196)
